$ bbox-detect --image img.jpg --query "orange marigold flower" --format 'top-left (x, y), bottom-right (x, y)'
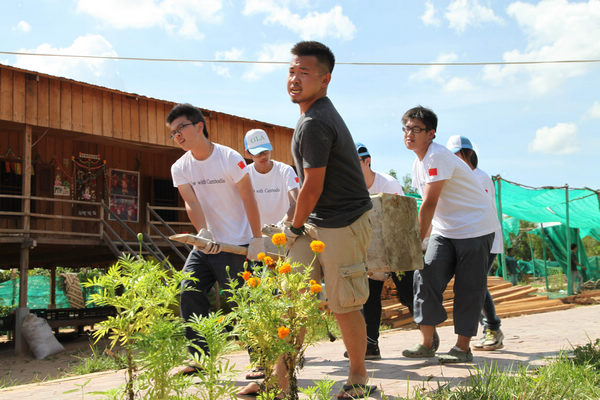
top-left (279, 263), bottom-right (292, 274)
top-left (263, 256), bottom-right (274, 266)
top-left (218, 316), bottom-right (225, 323)
top-left (242, 271), bottom-right (252, 281)
top-left (310, 284), bottom-right (322, 294)
top-left (256, 252), bottom-right (266, 261)
top-left (310, 240), bottom-right (325, 253)
top-left (272, 233), bottom-right (287, 246)
top-left (247, 277), bottom-right (260, 288)
top-left (309, 279), bottom-right (317, 285)
top-left (277, 326), bottom-right (290, 339)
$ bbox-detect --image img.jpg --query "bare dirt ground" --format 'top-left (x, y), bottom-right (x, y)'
top-left (0, 329), bottom-right (120, 387)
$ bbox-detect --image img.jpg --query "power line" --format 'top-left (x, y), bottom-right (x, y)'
top-left (1, 50), bottom-right (599, 66)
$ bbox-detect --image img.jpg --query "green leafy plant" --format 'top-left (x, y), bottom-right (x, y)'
top-left (298, 377), bottom-right (336, 400)
top-left (82, 233), bottom-right (194, 400)
top-left (227, 234), bottom-right (329, 400)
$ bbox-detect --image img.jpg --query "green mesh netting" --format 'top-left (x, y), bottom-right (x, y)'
top-left (0, 276), bottom-right (70, 309)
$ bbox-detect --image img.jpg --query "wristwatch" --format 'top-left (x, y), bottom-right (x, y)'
top-left (289, 224), bottom-right (305, 235)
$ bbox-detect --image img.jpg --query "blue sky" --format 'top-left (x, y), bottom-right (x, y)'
top-left (1, 0), bottom-right (599, 189)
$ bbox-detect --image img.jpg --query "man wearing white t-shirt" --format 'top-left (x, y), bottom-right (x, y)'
top-left (244, 129), bottom-right (299, 225)
top-left (446, 135), bottom-right (505, 351)
top-left (348, 142), bottom-right (417, 360)
top-left (167, 103), bottom-right (263, 374)
top-left (402, 106), bottom-right (498, 364)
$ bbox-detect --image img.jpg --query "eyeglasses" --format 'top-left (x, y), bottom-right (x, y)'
top-left (169, 122), bottom-right (196, 140)
top-left (402, 126), bottom-right (428, 134)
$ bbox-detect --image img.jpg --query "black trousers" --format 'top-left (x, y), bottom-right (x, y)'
top-left (363, 271), bottom-right (414, 344)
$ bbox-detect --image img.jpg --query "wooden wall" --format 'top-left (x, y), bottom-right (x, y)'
top-left (0, 64), bottom-right (294, 165)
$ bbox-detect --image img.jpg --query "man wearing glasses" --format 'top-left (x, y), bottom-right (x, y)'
top-left (167, 103), bottom-right (263, 374)
top-left (402, 106), bottom-right (499, 364)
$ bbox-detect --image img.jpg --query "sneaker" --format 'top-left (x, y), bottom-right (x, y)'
top-left (481, 329), bottom-right (504, 350)
top-left (472, 331), bottom-right (487, 350)
top-left (343, 343), bottom-right (381, 360)
top-left (365, 343), bottom-right (381, 360)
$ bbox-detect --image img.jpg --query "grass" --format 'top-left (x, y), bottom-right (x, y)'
top-left (66, 344), bottom-right (128, 376)
top-left (389, 339), bottom-right (600, 400)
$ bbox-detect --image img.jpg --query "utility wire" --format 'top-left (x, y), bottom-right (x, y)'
top-left (1, 50), bottom-right (599, 66)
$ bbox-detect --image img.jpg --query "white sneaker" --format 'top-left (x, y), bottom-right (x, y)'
top-left (481, 329), bottom-right (504, 350)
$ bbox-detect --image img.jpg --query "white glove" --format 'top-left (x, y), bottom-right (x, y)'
top-left (196, 228), bottom-right (221, 255)
top-left (247, 237), bottom-right (265, 260)
top-left (283, 225), bottom-right (301, 248)
top-left (421, 236), bottom-right (430, 253)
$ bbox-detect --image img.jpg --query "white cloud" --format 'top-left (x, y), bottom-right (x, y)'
top-left (483, 0), bottom-right (600, 94)
top-left (243, 1), bottom-right (356, 40)
top-left (76, 0), bottom-right (223, 39)
top-left (212, 48), bottom-right (244, 78)
top-left (528, 122), bottom-right (580, 154)
top-left (13, 34), bottom-right (122, 87)
top-left (444, 76), bottom-right (474, 92)
top-left (421, 1), bottom-right (441, 26)
top-left (445, 0), bottom-right (503, 33)
top-left (243, 43), bottom-right (291, 81)
top-left (585, 101), bottom-right (600, 119)
top-left (14, 20), bottom-right (31, 33)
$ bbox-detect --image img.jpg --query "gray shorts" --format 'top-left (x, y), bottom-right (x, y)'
top-left (413, 233), bottom-right (494, 337)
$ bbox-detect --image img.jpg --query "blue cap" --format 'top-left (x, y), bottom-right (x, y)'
top-left (446, 135), bottom-right (473, 153)
top-left (244, 129), bottom-right (273, 155)
top-left (355, 142), bottom-right (370, 157)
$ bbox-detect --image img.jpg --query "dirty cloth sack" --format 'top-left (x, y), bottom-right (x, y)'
top-left (21, 313), bottom-right (64, 359)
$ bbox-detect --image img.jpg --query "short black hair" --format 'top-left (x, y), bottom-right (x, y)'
top-left (458, 148), bottom-right (478, 169)
top-left (291, 41), bottom-right (335, 73)
top-left (402, 106), bottom-right (438, 132)
top-left (166, 103), bottom-right (209, 138)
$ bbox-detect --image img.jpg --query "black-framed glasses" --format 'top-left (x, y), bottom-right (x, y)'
top-left (402, 126), bottom-right (427, 134)
top-left (169, 122), bottom-right (196, 140)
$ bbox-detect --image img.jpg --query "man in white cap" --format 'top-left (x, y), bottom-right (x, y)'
top-left (244, 128), bottom-right (299, 226)
top-left (446, 134), bottom-right (505, 351)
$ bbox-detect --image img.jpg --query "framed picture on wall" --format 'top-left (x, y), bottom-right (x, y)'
top-left (109, 168), bottom-right (139, 222)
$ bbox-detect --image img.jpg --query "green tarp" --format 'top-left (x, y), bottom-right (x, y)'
top-left (0, 276), bottom-right (70, 309)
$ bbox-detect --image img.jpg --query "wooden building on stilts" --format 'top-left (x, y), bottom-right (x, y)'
top-left (0, 63), bottom-right (294, 353)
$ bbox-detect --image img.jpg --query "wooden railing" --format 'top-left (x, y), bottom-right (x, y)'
top-left (0, 193), bottom-right (104, 239)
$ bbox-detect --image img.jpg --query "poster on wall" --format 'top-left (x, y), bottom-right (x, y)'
top-left (109, 169), bottom-right (139, 222)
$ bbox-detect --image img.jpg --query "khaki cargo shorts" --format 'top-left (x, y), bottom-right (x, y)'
top-left (287, 211), bottom-right (372, 314)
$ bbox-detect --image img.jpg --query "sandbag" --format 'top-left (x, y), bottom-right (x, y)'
top-left (21, 313), bottom-right (64, 359)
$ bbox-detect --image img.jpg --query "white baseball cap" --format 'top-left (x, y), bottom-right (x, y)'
top-left (244, 129), bottom-right (273, 155)
top-left (446, 135), bottom-right (473, 153)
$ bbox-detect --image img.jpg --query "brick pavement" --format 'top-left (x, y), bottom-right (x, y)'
top-left (1, 305), bottom-right (599, 399)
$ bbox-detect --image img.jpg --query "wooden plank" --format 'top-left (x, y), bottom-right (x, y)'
top-left (112, 93), bottom-right (122, 139)
top-left (81, 86), bottom-right (94, 134)
top-left (37, 76), bottom-right (49, 127)
top-left (138, 98), bottom-right (148, 143)
top-left (92, 88), bottom-right (102, 135)
top-left (129, 98), bottom-right (139, 141)
top-left (156, 103), bottom-right (166, 146)
top-left (48, 79), bottom-right (61, 128)
top-left (496, 304), bottom-right (574, 319)
top-left (13, 71), bottom-right (25, 123)
top-left (122, 96), bottom-right (131, 141)
top-left (71, 84), bottom-right (83, 132)
top-left (60, 81), bottom-right (72, 130)
top-left (25, 74), bottom-right (38, 125)
top-left (493, 287), bottom-right (539, 303)
top-left (146, 100), bottom-right (157, 144)
top-left (0, 69), bottom-right (14, 120)
top-left (102, 91), bottom-right (112, 137)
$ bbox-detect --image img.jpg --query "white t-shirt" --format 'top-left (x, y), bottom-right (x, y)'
top-left (411, 142), bottom-right (499, 239)
top-left (473, 168), bottom-right (504, 254)
top-left (248, 160), bottom-right (299, 225)
top-left (369, 171), bottom-right (405, 196)
top-left (171, 143), bottom-right (252, 245)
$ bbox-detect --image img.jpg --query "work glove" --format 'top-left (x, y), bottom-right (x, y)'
top-left (247, 237), bottom-right (265, 260)
top-left (196, 228), bottom-right (221, 255)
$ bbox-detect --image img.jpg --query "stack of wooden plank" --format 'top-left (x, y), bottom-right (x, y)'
top-left (381, 276), bottom-right (575, 329)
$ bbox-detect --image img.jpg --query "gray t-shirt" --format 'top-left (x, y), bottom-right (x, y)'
top-left (292, 96), bottom-right (372, 228)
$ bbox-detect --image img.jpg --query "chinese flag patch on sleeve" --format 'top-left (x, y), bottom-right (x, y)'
top-left (238, 161), bottom-right (246, 169)
top-left (295, 177), bottom-right (299, 183)
top-left (428, 168), bottom-right (438, 176)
